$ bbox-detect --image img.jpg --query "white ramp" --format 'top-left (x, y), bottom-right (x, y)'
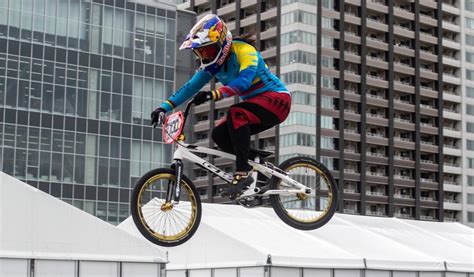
top-left (0, 172), bottom-right (166, 277)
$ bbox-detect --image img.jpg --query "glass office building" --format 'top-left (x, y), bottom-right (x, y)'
top-left (0, 0), bottom-right (193, 224)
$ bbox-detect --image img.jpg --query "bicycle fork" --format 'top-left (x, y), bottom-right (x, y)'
top-left (166, 159), bottom-right (183, 204)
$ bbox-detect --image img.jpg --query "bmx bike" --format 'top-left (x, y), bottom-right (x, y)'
top-left (131, 100), bottom-right (338, 247)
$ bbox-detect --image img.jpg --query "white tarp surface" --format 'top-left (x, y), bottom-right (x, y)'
top-left (119, 203), bottom-right (474, 272)
top-left (0, 172), bottom-right (166, 263)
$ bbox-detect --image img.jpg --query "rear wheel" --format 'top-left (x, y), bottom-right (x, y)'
top-left (269, 157), bottom-right (338, 230)
top-left (130, 168), bottom-right (201, 247)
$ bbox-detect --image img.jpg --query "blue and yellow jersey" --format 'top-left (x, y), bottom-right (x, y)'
top-left (160, 40), bottom-right (288, 112)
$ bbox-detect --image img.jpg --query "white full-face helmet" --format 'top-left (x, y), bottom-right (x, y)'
top-left (179, 14), bottom-right (232, 71)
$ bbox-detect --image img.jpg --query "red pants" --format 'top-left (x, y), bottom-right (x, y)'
top-left (212, 91), bottom-right (291, 171)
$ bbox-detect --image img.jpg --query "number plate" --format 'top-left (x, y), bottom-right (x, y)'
top-left (162, 111), bottom-right (185, 144)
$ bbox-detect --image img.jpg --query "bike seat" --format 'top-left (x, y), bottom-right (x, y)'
top-left (249, 148), bottom-right (274, 159)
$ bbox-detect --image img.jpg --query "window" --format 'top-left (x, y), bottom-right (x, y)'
top-left (281, 11), bottom-right (317, 26)
top-left (469, 212), bottom-right (474, 222)
top-left (280, 51), bottom-right (317, 66)
top-left (467, 122), bottom-right (474, 133)
top-left (467, 87), bottom-right (474, 98)
top-left (468, 157), bottom-right (474, 169)
top-left (291, 91), bottom-right (316, 106)
top-left (322, 16), bottom-right (334, 30)
top-left (467, 17), bottom-right (474, 29)
top-left (468, 0), bottom-right (474, 11)
top-left (468, 176), bottom-right (474, 186)
top-left (467, 51), bottom-right (474, 64)
top-left (281, 71), bottom-right (317, 85)
top-left (282, 112), bottom-right (316, 127)
top-left (321, 156), bottom-right (334, 170)
top-left (322, 0), bottom-right (334, 9)
top-left (322, 36), bottom-right (334, 48)
top-left (322, 56), bottom-right (334, 69)
top-left (466, 69), bottom-right (474, 81)
top-left (467, 34), bottom-right (474, 46)
top-left (467, 104), bottom-right (474, 116)
top-left (279, 133), bottom-right (316, 147)
top-left (281, 31), bottom-right (316, 46)
top-left (468, 140), bottom-right (474, 151)
top-left (321, 75), bottom-right (335, 89)
top-left (321, 116), bottom-right (334, 129)
top-left (321, 96), bottom-right (333, 109)
top-left (468, 194), bottom-right (474, 205)
top-left (321, 136), bottom-right (335, 149)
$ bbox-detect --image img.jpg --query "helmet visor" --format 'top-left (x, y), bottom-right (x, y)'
top-left (193, 43), bottom-right (221, 64)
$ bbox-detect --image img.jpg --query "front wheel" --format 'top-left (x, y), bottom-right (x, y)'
top-left (130, 168), bottom-right (202, 247)
top-left (269, 157), bottom-right (338, 230)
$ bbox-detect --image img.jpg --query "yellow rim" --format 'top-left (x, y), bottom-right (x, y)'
top-left (137, 173), bottom-right (198, 241)
top-left (277, 163), bottom-right (334, 223)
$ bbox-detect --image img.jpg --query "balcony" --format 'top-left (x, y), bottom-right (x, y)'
top-left (420, 141), bottom-right (436, 146)
top-left (343, 188), bottom-right (357, 193)
top-left (395, 117), bottom-right (411, 123)
top-left (368, 113), bottom-right (386, 119)
top-left (367, 132), bottom-right (386, 138)
top-left (420, 196), bottom-right (436, 201)
top-left (444, 217), bottom-right (459, 222)
top-left (344, 209), bottom-right (360, 214)
top-left (345, 128), bottom-right (359, 134)
top-left (444, 199), bottom-right (459, 204)
top-left (420, 215), bottom-right (436, 220)
top-left (394, 194), bottom-right (413, 199)
top-left (394, 175), bottom-right (413, 180)
top-left (367, 152), bottom-right (386, 158)
top-left (395, 213), bottom-right (413, 219)
top-left (420, 122), bottom-right (435, 128)
top-left (367, 171), bottom-right (386, 177)
top-left (344, 148), bottom-right (358, 154)
top-left (368, 55), bottom-right (386, 62)
top-left (344, 168), bottom-right (358, 174)
top-left (344, 109), bottom-right (358, 114)
top-left (394, 98), bottom-right (411, 104)
top-left (420, 104), bottom-right (435, 110)
top-left (344, 88), bottom-right (358, 95)
top-left (367, 191), bottom-right (386, 196)
top-left (444, 162), bottom-right (459, 167)
top-left (367, 36), bottom-right (386, 43)
top-left (367, 94), bottom-right (386, 100)
top-left (394, 155), bottom-right (413, 161)
top-left (394, 137), bottom-right (413, 142)
top-left (420, 159), bottom-right (436, 165)
top-left (366, 211), bottom-right (386, 216)
top-left (367, 74), bottom-right (386, 81)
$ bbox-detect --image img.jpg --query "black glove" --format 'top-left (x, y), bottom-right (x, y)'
top-left (193, 91), bottom-right (213, 105)
top-left (151, 107), bottom-right (166, 128)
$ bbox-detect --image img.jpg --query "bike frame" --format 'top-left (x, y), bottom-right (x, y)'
top-left (171, 142), bottom-right (311, 201)
top-left (163, 100), bottom-right (311, 203)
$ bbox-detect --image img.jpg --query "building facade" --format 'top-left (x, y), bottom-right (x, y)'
top-left (176, 0), bottom-right (466, 223)
top-left (0, 0), bottom-right (194, 225)
top-left (462, 0), bottom-right (474, 227)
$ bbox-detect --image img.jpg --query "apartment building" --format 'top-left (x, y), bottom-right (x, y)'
top-left (175, 0), bottom-right (464, 222)
top-left (462, 0), bottom-right (474, 227)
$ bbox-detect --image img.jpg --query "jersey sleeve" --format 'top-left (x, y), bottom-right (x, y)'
top-left (218, 42), bottom-right (258, 98)
top-left (160, 70), bottom-right (213, 112)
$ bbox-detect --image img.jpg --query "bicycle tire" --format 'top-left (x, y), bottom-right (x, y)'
top-left (269, 157), bottom-right (338, 230)
top-left (130, 168), bottom-right (202, 247)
